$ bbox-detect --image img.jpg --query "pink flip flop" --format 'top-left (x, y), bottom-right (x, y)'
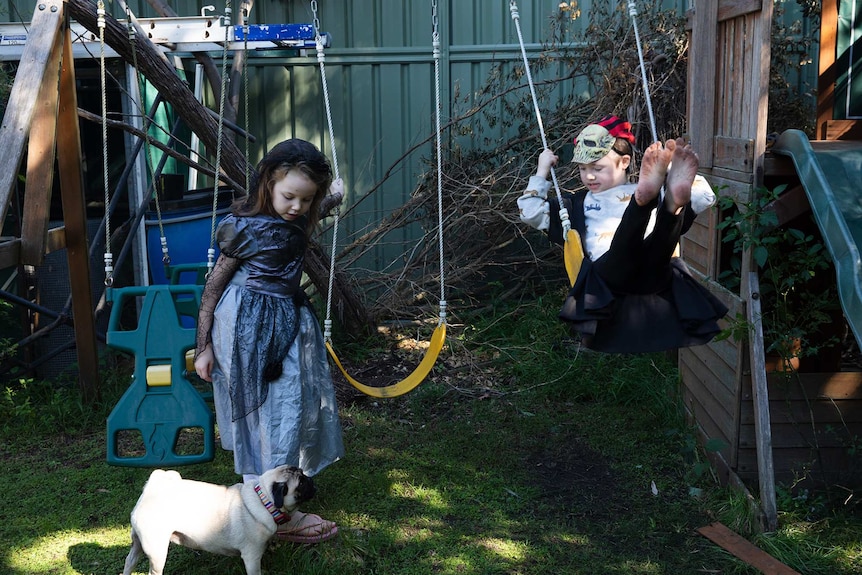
top-left (276, 511), bottom-right (339, 544)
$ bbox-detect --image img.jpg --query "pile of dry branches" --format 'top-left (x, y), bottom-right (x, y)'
top-left (326, 2), bottom-right (690, 330)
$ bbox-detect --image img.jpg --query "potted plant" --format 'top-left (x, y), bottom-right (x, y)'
top-left (715, 184), bottom-right (842, 371)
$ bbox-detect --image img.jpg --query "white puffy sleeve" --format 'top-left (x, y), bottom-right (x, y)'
top-left (689, 175), bottom-right (716, 214)
top-left (517, 175), bottom-right (553, 232)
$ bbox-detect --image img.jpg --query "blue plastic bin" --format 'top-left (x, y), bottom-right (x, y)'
top-left (145, 189), bottom-right (234, 285)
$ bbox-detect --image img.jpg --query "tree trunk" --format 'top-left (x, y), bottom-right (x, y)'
top-left (66, 0), bottom-right (249, 193)
top-left (305, 241), bottom-right (373, 338)
top-left (142, 0), bottom-right (238, 131)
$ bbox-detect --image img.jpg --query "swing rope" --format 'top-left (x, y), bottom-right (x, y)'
top-left (242, 6), bottom-right (251, 201)
top-left (101, 0), bottom-right (170, 291)
top-left (207, 0), bottom-right (234, 276)
top-left (626, 1), bottom-right (658, 143)
top-left (313, 0), bottom-right (343, 348)
top-left (509, 0), bottom-right (583, 285)
top-left (101, 3), bottom-right (215, 467)
top-left (99, 2), bottom-right (235, 292)
top-left (431, 0), bottom-right (447, 326)
top-left (316, 0), bottom-right (447, 398)
top-left (97, 2), bottom-right (113, 290)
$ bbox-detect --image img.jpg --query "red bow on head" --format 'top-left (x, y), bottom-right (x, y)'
top-left (596, 114), bottom-right (636, 144)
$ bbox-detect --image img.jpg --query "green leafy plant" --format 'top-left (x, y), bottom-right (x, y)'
top-left (716, 185), bottom-right (840, 366)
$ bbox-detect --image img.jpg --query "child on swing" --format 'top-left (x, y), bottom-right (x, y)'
top-left (194, 138), bottom-right (344, 543)
top-left (518, 115), bottom-right (728, 353)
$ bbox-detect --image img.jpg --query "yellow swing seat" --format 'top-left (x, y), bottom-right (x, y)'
top-left (315, 0), bottom-right (448, 399)
top-left (326, 323), bottom-right (446, 399)
top-left (563, 228), bottom-right (584, 287)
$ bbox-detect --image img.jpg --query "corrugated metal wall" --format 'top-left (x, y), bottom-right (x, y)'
top-left (1, 0), bottom-right (810, 274)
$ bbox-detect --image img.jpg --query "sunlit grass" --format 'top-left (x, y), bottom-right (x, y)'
top-left (7, 527), bottom-right (129, 575)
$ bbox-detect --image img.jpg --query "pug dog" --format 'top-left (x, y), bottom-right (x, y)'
top-left (122, 465), bottom-right (316, 575)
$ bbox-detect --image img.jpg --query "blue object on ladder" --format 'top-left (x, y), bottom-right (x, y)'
top-left (106, 284), bottom-right (214, 467)
top-left (232, 23), bottom-right (330, 48)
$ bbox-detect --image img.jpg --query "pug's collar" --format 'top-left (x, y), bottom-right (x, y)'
top-left (253, 483), bottom-right (290, 525)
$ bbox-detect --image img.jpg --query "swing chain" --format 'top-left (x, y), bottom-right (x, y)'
top-left (311, 0), bottom-right (321, 40)
top-left (431, 0), bottom-right (439, 44)
top-left (312, 1), bottom-right (326, 66)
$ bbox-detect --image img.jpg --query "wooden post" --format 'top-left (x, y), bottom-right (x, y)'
top-left (746, 271), bottom-right (778, 531)
top-left (21, 23), bottom-right (63, 266)
top-left (817, 0), bottom-right (838, 139)
top-left (0, 2), bottom-right (64, 225)
top-left (748, 0), bottom-right (773, 187)
top-left (0, 1), bottom-right (100, 400)
top-left (56, 7), bottom-right (100, 402)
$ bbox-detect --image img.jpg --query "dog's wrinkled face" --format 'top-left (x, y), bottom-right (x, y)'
top-left (271, 466), bottom-right (316, 512)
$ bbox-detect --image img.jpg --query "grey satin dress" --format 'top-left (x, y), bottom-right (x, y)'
top-left (210, 214), bottom-right (344, 477)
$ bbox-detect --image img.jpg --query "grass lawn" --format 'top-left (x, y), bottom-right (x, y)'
top-left (1, 295), bottom-right (860, 574)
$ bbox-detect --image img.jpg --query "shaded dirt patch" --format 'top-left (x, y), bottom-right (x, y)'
top-left (526, 438), bottom-right (623, 525)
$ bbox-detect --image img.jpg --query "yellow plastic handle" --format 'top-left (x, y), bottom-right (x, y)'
top-left (145, 365), bottom-right (172, 386)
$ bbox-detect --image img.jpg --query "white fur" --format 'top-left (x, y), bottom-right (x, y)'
top-left (122, 465), bottom-right (312, 575)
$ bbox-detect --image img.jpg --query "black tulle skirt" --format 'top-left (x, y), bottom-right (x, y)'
top-left (559, 257), bottom-right (729, 353)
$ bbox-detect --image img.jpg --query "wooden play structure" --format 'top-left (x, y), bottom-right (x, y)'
top-left (680, 1), bottom-right (862, 530)
top-left (0, 0), bottom-right (318, 380)
top-left (0, 1), bottom-right (251, 394)
top-left (0, 1), bottom-right (297, 465)
top-left (0, 0), bottom-right (441, 465)
top-left (0, 1), bottom-right (101, 401)
top-left (0, 1), bottom-right (214, 463)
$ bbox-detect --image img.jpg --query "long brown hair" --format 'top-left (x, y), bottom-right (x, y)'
top-left (233, 139), bottom-right (333, 236)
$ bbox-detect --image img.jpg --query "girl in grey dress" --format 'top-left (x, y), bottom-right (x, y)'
top-left (194, 139), bottom-right (344, 543)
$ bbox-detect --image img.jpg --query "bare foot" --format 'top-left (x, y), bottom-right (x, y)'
top-left (664, 138), bottom-right (699, 214)
top-left (635, 140), bottom-right (674, 206)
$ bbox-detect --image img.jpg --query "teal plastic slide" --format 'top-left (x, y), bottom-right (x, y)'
top-left (771, 129), bottom-right (862, 350)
